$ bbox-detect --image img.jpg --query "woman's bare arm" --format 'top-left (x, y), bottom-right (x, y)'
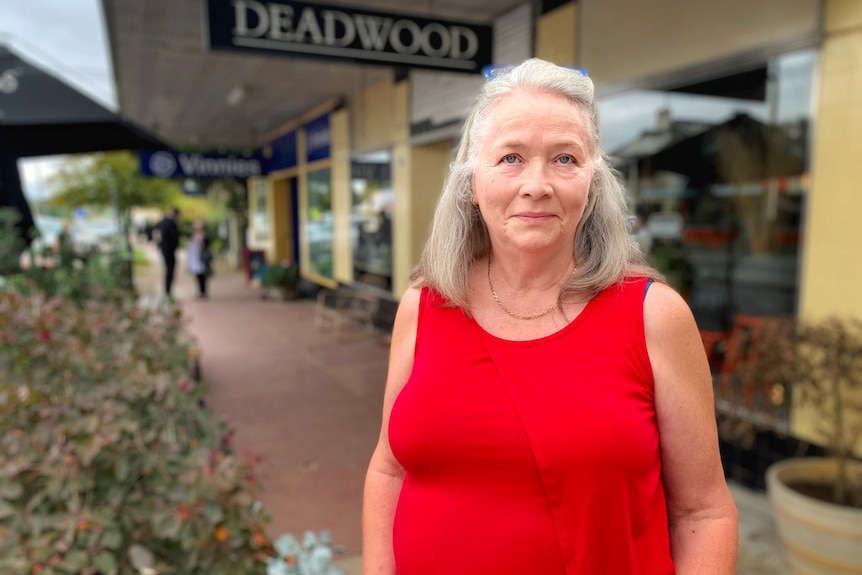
top-left (362, 287), bottom-right (421, 575)
top-left (645, 282), bottom-right (739, 574)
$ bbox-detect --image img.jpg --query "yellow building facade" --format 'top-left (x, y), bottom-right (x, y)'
top-left (246, 0), bottom-right (858, 321)
top-left (243, 0), bottom-right (861, 455)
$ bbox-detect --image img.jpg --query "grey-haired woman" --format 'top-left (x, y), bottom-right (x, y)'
top-left (363, 58), bottom-right (737, 575)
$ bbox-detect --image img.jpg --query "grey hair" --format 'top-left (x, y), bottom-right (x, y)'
top-left (412, 58), bottom-right (661, 309)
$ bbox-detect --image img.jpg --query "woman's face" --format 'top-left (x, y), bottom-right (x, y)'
top-left (473, 88), bottom-right (593, 256)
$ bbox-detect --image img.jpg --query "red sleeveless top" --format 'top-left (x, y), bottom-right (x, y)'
top-left (388, 277), bottom-right (675, 574)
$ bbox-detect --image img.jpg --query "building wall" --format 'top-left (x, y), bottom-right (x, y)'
top-left (536, 2), bottom-right (578, 67)
top-left (800, 0), bottom-right (862, 320)
top-left (795, 0), bottom-right (862, 450)
top-left (331, 108), bottom-right (352, 284)
top-left (352, 78), bottom-right (395, 154)
top-left (579, 0), bottom-right (821, 90)
top-left (269, 177), bottom-right (291, 263)
top-left (391, 80), bottom-right (412, 297)
top-left (407, 139), bottom-right (453, 288)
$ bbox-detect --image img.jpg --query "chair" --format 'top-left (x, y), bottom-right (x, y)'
top-left (314, 287), bottom-right (381, 340)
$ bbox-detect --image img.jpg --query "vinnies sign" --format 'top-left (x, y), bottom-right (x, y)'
top-left (205, 0), bottom-right (492, 73)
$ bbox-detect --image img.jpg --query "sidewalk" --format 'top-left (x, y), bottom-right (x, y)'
top-left (134, 245), bottom-right (789, 574)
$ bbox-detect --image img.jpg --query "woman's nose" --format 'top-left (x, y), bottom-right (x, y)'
top-left (519, 160), bottom-right (552, 198)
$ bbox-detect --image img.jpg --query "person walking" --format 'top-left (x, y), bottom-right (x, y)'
top-left (154, 208), bottom-right (180, 299)
top-left (186, 219), bottom-right (212, 300)
top-left (363, 59), bottom-right (738, 575)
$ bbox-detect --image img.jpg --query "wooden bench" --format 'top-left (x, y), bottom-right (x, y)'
top-left (314, 287), bottom-right (382, 341)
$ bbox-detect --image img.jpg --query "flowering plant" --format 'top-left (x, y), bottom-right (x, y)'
top-left (0, 293), bottom-right (273, 574)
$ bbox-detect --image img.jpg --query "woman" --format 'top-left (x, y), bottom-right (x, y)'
top-left (186, 219), bottom-right (212, 300)
top-left (363, 59), bottom-right (738, 574)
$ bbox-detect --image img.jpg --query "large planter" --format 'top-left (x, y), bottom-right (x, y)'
top-left (766, 457), bottom-right (862, 575)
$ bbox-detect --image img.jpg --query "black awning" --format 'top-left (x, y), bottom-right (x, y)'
top-left (0, 45), bottom-right (169, 157)
top-left (2, 121), bottom-right (166, 157)
top-left (0, 45), bottom-right (169, 244)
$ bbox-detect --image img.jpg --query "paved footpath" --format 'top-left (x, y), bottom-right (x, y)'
top-left (134, 244), bottom-right (788, 574)
top-left (135, 245), bottom-right (379, 572)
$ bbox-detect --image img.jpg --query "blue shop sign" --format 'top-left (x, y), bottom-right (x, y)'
top-left (262, 129), bottom-right (298, 172)
top-left (306, 114), bottom-right (330, 163)
top-left (139, 150), bottom-right (264, 179)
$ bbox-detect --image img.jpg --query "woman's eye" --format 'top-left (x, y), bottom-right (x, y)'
top-left (557, 155), bottom-right (575, 164)
top-left (502, 155), bottom-right (518, 164)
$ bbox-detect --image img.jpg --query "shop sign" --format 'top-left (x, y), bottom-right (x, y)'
top-left (139, 150), bottom-right (264, 179)
top-left (305, 114), bottom-right (330, 163)
top-left (262, 129), bottom-right (298, 172)
top-left (205, 0), bottom-right (492, 73)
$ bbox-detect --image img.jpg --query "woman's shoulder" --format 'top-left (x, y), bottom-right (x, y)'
top-left (641, 280), bottom-right (698, 340)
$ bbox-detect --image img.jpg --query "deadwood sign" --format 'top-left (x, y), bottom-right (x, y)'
top-left (205, 0), bottom-right (493, 73)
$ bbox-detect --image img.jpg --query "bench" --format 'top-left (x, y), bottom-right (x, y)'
top-left (314, 287), bottom-right (382, 341)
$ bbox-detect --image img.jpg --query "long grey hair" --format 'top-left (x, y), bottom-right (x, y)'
top-left (412, 58), bottom-right (661, 309)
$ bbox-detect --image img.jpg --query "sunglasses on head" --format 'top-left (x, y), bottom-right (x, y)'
top-left (481, 65), bottom-right (589, 80)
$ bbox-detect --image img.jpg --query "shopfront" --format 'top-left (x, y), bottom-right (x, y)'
top-left (248, 0), bottom-right (862, 334)
top-left (241, 0), bottom-right (862, 461)
top-left (601, 50), bottom-right (816, 332)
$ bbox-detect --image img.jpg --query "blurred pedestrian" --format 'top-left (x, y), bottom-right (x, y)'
top-left (154, 208), bottom-right (180, 299)
top-left (186, 219), bottom-right (212, 300)
top-left (55, 219), bottom-right (75, 267)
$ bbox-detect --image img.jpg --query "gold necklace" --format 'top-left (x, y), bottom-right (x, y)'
top-left (487, 254), bottom-right (570, 320)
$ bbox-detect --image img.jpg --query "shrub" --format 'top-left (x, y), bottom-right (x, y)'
top-left (0, 293), bottom-right (273, 574)
top-left (0, 208), bottom-right (131, 306)
top-left (727, 316), bottom-right (862, 507)
top-left (260, 261), bottom-right (298, 290)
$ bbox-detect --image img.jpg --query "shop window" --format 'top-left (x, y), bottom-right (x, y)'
top-left (351, 150), bottom-right (393, 290)
top-left (600, 50), bottom-right (815, 340)
top-left (306, 168), bottom-right (333, 279)
top-left (252, 180), bottom-right (270, 243)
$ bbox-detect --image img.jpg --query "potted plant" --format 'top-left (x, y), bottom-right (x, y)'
top-left (261, 260), bottom-right (300, 301)
top-left (730, 316), bottom-right (862, 574)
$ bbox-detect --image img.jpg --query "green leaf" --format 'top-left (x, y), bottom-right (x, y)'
top-left (114, 458), bottom-right (129, 482)
top-left (202, 501), bottom-right (224, 524)
top-left (100, 528), bottom-right (122, 550)
top-left (151, 509), bottom-right (182, 539)
top-left (58, 550), bottom-right (87, 573)
top-left (0, 499), bottom-right (14, 519)
top-left (0, 481), bottom-right (23, 500)
top-left (94, 551), bottom-right (118, 575)
top-left (79, 436), bottom-right (101, 466)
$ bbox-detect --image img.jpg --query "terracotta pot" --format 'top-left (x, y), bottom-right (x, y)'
top-left (766, 457), bottom-right (862, 574)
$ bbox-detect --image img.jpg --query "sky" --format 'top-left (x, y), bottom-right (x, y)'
top-left (1, 0), bottom-right (115, 200)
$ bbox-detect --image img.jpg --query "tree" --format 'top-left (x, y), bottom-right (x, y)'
top-left (48, 152), bottom-right (181, 233)
top-left (47, 152), bottom-right (182, 291)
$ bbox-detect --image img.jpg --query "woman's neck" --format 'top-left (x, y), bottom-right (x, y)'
top-left (488, 248), bottom-right (575, 293)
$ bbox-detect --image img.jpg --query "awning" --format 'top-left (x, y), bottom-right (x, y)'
top-left (0, 45), bottom-right (168, 157)
top-left (0, 44), bottom-right (168, 243)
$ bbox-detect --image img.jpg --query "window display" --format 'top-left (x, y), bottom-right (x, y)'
top-left (252, 180), bottom-right (269, 243)
top-left (600, 50), bottom-right (815, 333)
top-left (351, 153), bottom-right (393, 290)
top-left (305, 168), bottom-right (333, 279)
